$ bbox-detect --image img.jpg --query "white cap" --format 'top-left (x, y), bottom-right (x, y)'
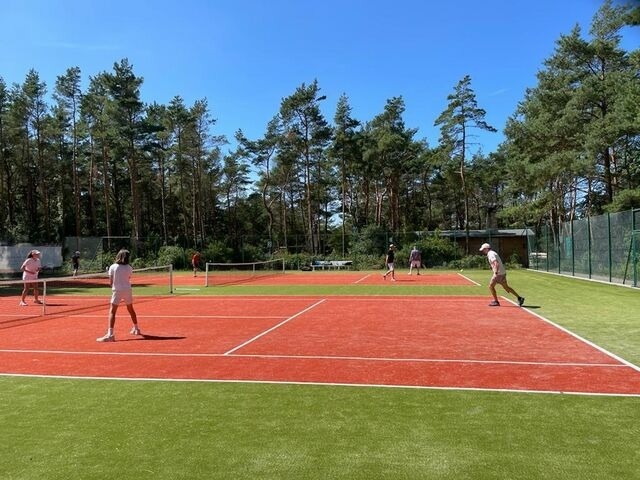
top-left (32, 249), bottom-right (41, 255)
top-left (479, 243), bottom-right (491, 251)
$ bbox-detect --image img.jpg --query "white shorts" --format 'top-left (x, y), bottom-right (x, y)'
top-left (410, 261), bottom-right (421, 267)
top-left (387, 262), bottom-right (395, 271)
top-left (111, 289), bottom-right (133, 305)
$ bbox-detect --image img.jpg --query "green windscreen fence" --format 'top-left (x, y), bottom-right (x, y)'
top-left (527, 209), bottom-right (640, 287)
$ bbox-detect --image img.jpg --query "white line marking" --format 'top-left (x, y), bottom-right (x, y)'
top-left (353, 274), bottom-right (371, 284)
top-left (500, 296), bottom-right (640, 373)
top-left (457, 272), bottom-right (481, 285)
top-left (1, 373), bottom-right (638, 397)
top-left (0, 348), bottom-right (627, 368)
top-left (223, 299), bottom-right (327, 355)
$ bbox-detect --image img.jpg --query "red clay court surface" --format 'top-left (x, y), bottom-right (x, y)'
top-left (1, 294), bottom-right (639, 396)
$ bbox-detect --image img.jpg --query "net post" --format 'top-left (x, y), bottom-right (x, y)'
top-left (42, 280), bottom-right (47, 316)
top-left (205, 263), bottom-right (210, 287)
top-left (169, 264), bottom-right (174, 294)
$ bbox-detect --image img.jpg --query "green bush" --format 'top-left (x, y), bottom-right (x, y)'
top-left (448, 254), bottom-right (488, 270)
top-left (157, 246), bottom-right (186, 269)
top-left (131, 256), bottom-right (147, 269)
top-left (350, 225), bottom-right (389, 257)
top-left (353, 253), bottom-right (384, 270)
top-left (203, 241), bottom-right (234, 264)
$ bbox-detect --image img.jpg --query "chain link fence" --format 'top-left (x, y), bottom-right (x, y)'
top-left (527, 209), bottom-right (640, 287)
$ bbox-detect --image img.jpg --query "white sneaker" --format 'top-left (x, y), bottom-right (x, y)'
top-left (34, 299), bottom-right (43, 305)
top-left (96, 334), bottom-right (115, 342)
top-left (19, 301), bottom-right (28, 306)
top-left (130, 327), bottom-right (141, 335)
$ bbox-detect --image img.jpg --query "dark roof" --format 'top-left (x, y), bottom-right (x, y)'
top-left (438, 229), bottom-right (533, 238)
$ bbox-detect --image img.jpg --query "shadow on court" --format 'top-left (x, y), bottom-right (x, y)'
top-left (119, 335), bottom-right (186, 341)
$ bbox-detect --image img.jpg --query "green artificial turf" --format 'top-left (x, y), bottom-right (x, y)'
top-left (1, 269), bottom-right (639, 479)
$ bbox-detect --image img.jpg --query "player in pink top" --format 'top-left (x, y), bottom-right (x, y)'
top-left (20, 250), bottom-right (43, 306)
top-left (96, 249), bottom-right (141, 342)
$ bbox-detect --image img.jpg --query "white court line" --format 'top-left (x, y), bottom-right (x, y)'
top-left (223, 298), bottom-right (327, 355)
top-left (457, 272), bottom-right (481, 285)
top-left (503, 296), bottom-right (640, 373)
top-left (353, 274), bottom-right (371, 284)
top-left (0, 348), bottom-right (627, 368)
top-left (1, 373), bottom-right (638, 397)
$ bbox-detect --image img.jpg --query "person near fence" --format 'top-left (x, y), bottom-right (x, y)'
top-left (71, 251), bottom-right (80, 277)
top-left (97, 249), bottom-right (141, 342)
top-left (479, 243), bottom-right (525, 307)
top-left (382, 244), bottom-right (397, 281)
top-left (408, 246), bottom-right (422, 275)
top-left (192, 251), bottom-right (201, 277)
top-left (20, 250), bottom-right (43, 306)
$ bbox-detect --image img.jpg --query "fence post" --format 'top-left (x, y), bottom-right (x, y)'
top-left (634, 210), bottom-right (637, 288)
top-left (607, 212), bottom-right (612, 283)
top-left (587, 216), bottom-right (592, 279)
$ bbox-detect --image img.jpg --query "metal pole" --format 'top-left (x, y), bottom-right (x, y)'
top-left (633, 210), bottom-right (637, 288)
top-left (607, 212), bottom-right (612, 283)
top-left (571, 219), bottom-right (575, 277)
top-left (587, 216), bottom-right (592, 279)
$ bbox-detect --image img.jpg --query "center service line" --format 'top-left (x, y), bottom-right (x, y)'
top-left (223, 298), bottom-right (327, 355)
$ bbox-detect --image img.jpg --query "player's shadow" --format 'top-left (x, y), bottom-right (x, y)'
top-left (121, 334), bottom-right (186, 341)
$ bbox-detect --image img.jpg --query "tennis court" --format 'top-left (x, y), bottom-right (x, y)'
top-left (1, 289), bottom-right (639, 396)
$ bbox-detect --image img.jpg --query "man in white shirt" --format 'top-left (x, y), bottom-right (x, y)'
top-left (479, 243), bottom-right (525, 307)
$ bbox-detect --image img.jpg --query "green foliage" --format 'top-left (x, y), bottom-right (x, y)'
top-left (414, 233), bottom-right (463, 267)
top-left (130, 257), bottom-right (146, 269)
top-left (279, 252), bottom-right (314, 270)
top-left (350, 224), bottom-right (389, 257)
top-left (202, 241), bottom-right (234, 263)
top-left (604, 188), bottom-right (640, 213)
top-left (157, 245), bottom-right (187, 269)
top-left (448, 254), bottom-right (489, 270)
top-left (352, 253), bottom-right (384, 270)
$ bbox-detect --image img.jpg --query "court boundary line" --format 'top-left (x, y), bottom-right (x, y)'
top-left (353, 274), bottom-right (371, 284)
top-left (0, 348), bottom-right (626, 368)
top-left (1, 372), bottom-right (639, 398)
top-left (504, 296), bottom-right (640, 373)
top-left (457, 272), bottom-right (481, 285)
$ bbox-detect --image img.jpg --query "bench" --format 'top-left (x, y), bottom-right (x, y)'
top-left (311, 260), bottom-right (352, 271)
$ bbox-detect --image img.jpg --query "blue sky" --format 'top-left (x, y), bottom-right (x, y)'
top-left (1, 0), bottom-right (636, 155)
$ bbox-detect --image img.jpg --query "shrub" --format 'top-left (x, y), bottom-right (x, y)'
top-left (448, 254), bottom-right (488, 270)
top-left (202, 241), bottom-right (234, 264)
top-left (157, 246), bottom-right (186, 269)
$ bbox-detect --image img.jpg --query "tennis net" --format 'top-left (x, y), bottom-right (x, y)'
top-left (204, 259), bottom-right (285, 286)
top-left (0, 265), bottom-right (173, 324)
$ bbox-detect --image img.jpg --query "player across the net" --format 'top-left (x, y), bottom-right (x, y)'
top-left (204, 259), bottom-right (285, 286)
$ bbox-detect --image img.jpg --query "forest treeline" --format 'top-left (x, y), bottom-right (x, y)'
top-left (0, 1), bottom-right (638, 258)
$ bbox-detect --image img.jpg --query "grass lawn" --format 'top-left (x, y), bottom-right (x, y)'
top-left (1, 269), bottom-right (639, 479)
